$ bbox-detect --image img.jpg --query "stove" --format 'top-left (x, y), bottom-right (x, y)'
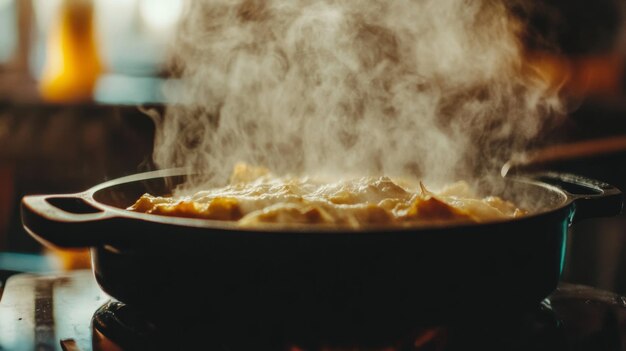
top-left (0, 271), bottom-right (625, 351)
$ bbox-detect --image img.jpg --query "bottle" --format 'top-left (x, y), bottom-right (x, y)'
top-left (39, 0), bottom-right (102, 103)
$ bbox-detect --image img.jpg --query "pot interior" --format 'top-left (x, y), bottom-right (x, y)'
top-left (91, 171), bottom-right (569, 222)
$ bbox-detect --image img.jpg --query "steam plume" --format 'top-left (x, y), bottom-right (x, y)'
top-left (154, 0), bottom-right (563, 187)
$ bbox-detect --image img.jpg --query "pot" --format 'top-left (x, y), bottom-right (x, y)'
top-left (20, 170), bottom-right (623, 345)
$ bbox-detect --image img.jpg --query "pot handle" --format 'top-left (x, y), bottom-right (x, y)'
top-left (529, 172), bottom-right (623, 222)
top-left (21, 194), bottom-right (117, 248)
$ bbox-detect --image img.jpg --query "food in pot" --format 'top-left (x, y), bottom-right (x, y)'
top-left (128, 163), bottom-right (526, 227)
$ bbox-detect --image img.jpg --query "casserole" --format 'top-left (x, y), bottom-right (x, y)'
top-left (21, 170), bottom-right (623, 345)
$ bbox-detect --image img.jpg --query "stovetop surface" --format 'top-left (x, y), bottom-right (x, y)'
top-left (0, 270), bottom-right (625, 351)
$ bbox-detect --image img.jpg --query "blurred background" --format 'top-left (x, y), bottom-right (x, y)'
top-left (0, 0), bottom-right (626, 294)
top-left (0, 0), bottom-right (180, 275)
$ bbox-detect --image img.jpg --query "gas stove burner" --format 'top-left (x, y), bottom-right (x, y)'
top-left (88, 298), bottom-right (574, 351)
top-left (91, 300), bottom-right (294, 350)
top-left (435, 300), bottom-right (569, 351)
top-left (91, 301), bottom-right (160, 350)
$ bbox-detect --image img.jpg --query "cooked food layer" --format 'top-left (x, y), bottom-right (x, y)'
top-left (128, 163), bottom-right (526, 227)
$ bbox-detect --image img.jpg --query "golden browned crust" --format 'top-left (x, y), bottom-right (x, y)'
top-left (128, 163), bottom-right (526, 228)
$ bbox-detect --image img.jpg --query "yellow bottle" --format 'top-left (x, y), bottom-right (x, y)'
top-left (40, 0), bottom-right (102, 103)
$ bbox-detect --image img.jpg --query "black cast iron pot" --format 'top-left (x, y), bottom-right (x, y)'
top-left (20, 170), bottom-right (623, 346)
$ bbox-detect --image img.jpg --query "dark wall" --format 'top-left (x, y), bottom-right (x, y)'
top-left (0, 103), bottom-right (156, 252)
top-left (511, 0), bottom-right (624, 54)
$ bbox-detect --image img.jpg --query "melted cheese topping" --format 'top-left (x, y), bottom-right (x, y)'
top-left (128, 163), bottom-right (526, 228)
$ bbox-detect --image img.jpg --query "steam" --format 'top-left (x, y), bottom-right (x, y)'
top-left (154, 0), bottom-right (563, 188)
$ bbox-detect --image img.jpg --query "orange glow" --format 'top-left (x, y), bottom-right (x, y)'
top-left (526, 51), bottom-right (624, 98)
top-left (47, 247), bottom-right (91, 271)
top-left (40, 0), bottom-right (102, 103)
top-left (413, 327), bottom-right (447, 350)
